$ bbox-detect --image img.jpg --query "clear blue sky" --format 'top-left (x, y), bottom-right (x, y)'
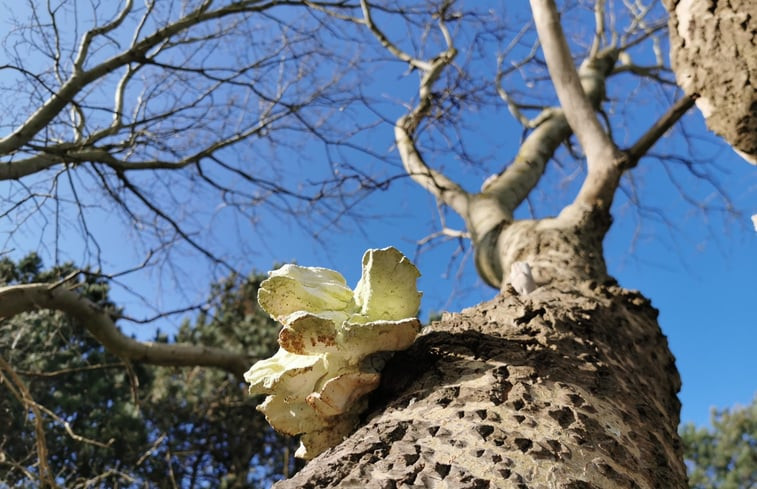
top-left (2, 1), bottom-right (754, 432)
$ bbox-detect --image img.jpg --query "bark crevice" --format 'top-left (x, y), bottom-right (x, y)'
top-left (664, 0), bottom-right (757, 163)
top-left (276, 282), bottom-right (685, 489)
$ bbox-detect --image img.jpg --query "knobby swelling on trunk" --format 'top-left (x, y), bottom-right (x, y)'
top-left (473, 204), bottom-right (611, 291)
top-left (275, 227), bottom-right (687, 488)
top-left (663, 0), bottom-right (757, 164)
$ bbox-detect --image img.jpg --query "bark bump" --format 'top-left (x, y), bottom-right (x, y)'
top-left (665, 0), bottom-right (757, 163)
top-left (274, 283), bottom-right (686, 488)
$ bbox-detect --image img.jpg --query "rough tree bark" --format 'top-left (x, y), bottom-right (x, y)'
top-left (279, 281), bottom-right (684, 488)
top-left (274, 1), bottom-right (690, 487)
top-left (663, 0), bottom-right (757, 164)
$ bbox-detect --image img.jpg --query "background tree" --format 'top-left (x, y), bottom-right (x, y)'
top-left (0, 254), bottom-right (296, 488)
top-left (0, 0), bottom-right (752, 487)
top-left (0, 254), bottom-right (151, 487)
top-left (142, 273), bottom-right (303, 488)
top-left (680, 397), bottom-right (757, 489)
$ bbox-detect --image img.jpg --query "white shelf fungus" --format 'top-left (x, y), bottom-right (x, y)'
top-left (244, 247), bottom-right (422, 459)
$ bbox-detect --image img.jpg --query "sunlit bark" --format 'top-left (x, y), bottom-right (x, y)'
top-left (663, 0), bottom-right (756, 164)
top-left (277, 1), bottom-right (694, 486)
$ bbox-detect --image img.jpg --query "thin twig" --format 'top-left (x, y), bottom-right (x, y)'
top-left (0, 355), bottom-right (59, 488)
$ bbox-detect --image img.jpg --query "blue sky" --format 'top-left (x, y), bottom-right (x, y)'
top-left (243, 130), bottom-right (757, 429)
top-left (2, 1), bottom-right (754, 432)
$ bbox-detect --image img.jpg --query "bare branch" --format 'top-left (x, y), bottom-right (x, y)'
top-left (495, 26), bottom-right (540, 128)
top-left (480, 108), bottom-right (568, 213)
top-left (611, 61), bottom-right (677, 85)
top-left (530, 0), bottom-right (624, 212)
top-left (0, 284), bottom-right (251, 378)
top-left (620, 1), bottom-right (662, 47)
top-left (359, 0), bottom-right (431, 72)
top-left (394, 120), bottom-right (470, 217)
top-left (15, 362), bottom-right (125, 378)
top-left (624, 94), bottom-right (696, 167)
top-left (0, 0), bottom-right (297, 157)
top-left (357, 1), bottom-right (470, 216)
top-left (530, 0), bottom-right (614, 164)
top-left (0, 355), bottom-right (58, 488)
top-left (590, 0), bottom-right (607, 58)
top-left (487, 43), bottom-right (622, 217)
top-left (28, 393), bottom-right (115, 449)
top-left (73, 0), bottom-right (135, 74)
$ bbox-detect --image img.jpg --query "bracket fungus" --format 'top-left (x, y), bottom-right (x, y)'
top-left (244, 247), bottom-right (422, 459)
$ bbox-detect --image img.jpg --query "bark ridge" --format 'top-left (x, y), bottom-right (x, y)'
top-left (665, 0), bottom-right (757, 163)
top-left (275, 282), bottom-right (686, 489)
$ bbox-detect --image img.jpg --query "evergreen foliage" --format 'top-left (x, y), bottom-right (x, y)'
top-left (0, 254), bottom-right (298, 488)
top-left (681, 397), bottom-right (757, 489)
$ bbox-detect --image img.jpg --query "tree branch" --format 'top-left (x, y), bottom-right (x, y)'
top-left (0, 284), bottom-right (251, 378)
top-left (73, 0), bottom-right (135, 74)
top-left (0, 355), bottom-right (58, 488)
top-left (394, 63), bottom-right (470, 214)
top-left (394, 119), bottom-right (470, 217)
top-left (624, 94), bottom-right (696, 168)
top-left (589, 0), bottom-right (607, 58)
top-left (358, 0), bottom-right (430, 72)
top-left (0, 0), bottom-right (286, 157)
top-left (480, 108), bottom-right (569, 213)
top-left (355, 1), bottom-right (470, 216)
top-left (486, 47), bottom-right (620, 217)
top-left (113, 170), bottom-right (235, 272)
top-left (530, 0), bottom-right (624, 212)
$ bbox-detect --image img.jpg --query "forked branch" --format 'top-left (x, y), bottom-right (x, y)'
top-left (356, 1), bottom-right (470, 216)
top-left (0, 355), bottom-right (58, 488)
top-left (530, 0), bottom-right (624, 212)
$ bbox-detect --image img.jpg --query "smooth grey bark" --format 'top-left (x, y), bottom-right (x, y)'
top-left (0, 284), bottom-right (251, 378)
top-left (663, 0), bottom-right (757, 164)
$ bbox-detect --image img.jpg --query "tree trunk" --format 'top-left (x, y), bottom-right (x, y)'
top-left (275, 217), bottom-right (687, 488)
top-left (663, 0), bottom-right (757, 164)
